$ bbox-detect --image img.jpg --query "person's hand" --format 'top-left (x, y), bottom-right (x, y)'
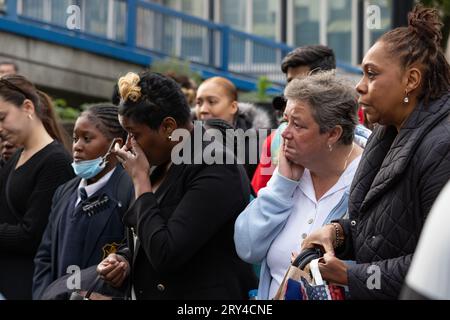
top-left (318, 253), bottom-right (348, 286)
top-left (301, 224), bottom-right (337, 256)
top-left (112, 136), bottom-right (150, 182)
top-left (112, 136), bottom-right (152, 197)
top-left (278, 138), bottom-right (304, 181)
top-left (97, 254), bottom-right (129, 288)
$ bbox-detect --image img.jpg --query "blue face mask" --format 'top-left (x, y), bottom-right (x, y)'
top-left (71, 138), bottom-right (120, 180)
top-left (71, 157), bottom-right (106, 180)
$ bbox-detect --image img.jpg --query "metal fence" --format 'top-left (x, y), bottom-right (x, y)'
top-left (2, 0), bottom-right (361, 88)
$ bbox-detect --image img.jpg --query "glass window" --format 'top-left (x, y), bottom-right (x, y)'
top-left (0, 0), bottom-right (6, 13)
top-left (50, 0), bottom-right (72, 26)
top-left (21, 0), bottom-right (45, 20)
top-left (253, 0), bottom-right (279, 41)
top-left (368, 0), bottom-right (392, 46)
top-left (327, 0), bottom-right (353, 63)
top-left (220, 0), bottom-right (246, 32)
top-left (293, 0), bottom-right (321, 46)
top-left (113, 0), bottom-right (126, 42)
top-left (83, 0), bottom-right (109, 36)
top-left (181, 0), bottom-right (205, 18)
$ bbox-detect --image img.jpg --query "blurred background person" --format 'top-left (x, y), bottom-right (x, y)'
top-left (234, 72), bottom-right (363, 299)
top-left (301, 5), bottom-right (450, 300)
top-left (0, 61), bottom-right (18, 77)
top-left (33, 103), bottom-right (134, 300)
top-left (0, 75), bottom-right (74, 299)
top-left (195, 76), bottom-right (274, 179)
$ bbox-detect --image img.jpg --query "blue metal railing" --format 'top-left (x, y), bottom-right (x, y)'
top-left (0, 0), bottom-right (361, 93)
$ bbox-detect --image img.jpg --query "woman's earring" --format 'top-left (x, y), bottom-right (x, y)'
top-left (28, 114), bottom-right (33, 120)
top-left (328, 144), bottom-right (333, 152)
top-left (404, 91), bottom-right (410, 104)
top-left (168, 135), bottom-right (172, 141)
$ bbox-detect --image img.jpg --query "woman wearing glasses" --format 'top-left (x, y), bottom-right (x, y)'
top-left (0, 75), bottom-right (74, 299)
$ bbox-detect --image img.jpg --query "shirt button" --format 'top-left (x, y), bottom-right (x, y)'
top-left (157, 284), bottom-right (165, 292)
top-left (351, 220), bottom-right (357, 227)
top-left (308, 219), bottom-right (314, 225)
top-left (302, 233), bottom-right (308, 239)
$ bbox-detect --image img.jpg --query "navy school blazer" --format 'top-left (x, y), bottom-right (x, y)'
top-left (32, 165), bottom-right (134, 300)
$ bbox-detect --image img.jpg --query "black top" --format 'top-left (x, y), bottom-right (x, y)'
top-left (0, 141), bottom-right (74, 299)
top-left (335, 93), bottom-right (450, 299)
top-left (119, 129), bottom-right (257, 300)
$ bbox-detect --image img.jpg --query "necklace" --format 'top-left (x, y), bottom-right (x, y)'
top-left (342, 142), bottom-right (355, 172)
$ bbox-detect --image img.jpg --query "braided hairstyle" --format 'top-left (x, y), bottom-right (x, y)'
top-left (379, 5), bottom-right (450, 105)
top-left (82, 103), bottom-right (127, 142)
top-left (117, 71), bottom-right (191, 130)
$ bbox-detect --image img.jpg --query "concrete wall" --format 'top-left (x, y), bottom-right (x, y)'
top-left (0, 31), bottom-right (143, 102)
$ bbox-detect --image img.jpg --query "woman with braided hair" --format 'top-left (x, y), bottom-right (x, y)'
top-left (301, 5), bottom-right (450, 299)
top-left (32, 103), bottom-right (134, 300)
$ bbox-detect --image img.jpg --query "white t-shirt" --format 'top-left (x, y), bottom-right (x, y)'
top-left (406, 181), bottom-right (450, 300)
top-left (266, 156), bottom-right (361, 299)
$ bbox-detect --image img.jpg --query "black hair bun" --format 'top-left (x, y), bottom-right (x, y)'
top-left (408, 5), bottom-right (443, 46)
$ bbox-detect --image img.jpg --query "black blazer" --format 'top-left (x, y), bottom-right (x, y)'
top-left (32, 165), bottom-right (134, 300)
top-left (120, 132), bottom-right (257, 300)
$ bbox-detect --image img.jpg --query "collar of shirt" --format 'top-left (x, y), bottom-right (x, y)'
top-left (297, 155), bottom-right (362, 204)
top-left (75, 167), bottom-right (116, 207)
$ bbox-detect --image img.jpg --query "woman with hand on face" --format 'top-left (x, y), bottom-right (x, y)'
top-left (97, 72), bottom-right (256, 300)
top-left (0, 75), bottom-right (74, 299)
top-left (301, 5), bottom-right (450, 300)
top-left (32, 104), bottom-right (134, 300)
top-left (234, 71), bottom-right (363, 300)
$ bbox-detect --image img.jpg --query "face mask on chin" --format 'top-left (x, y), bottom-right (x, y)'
top-left (71, 156), bottom-right (106, 180)
top-left (71, 138), bottom-right (120, 180)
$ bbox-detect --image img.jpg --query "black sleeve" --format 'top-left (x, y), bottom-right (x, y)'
top-left (418, 140), bottom-right (450, 221)
top-left (346, 254), bottom-right (413, 300)
top-left (0, 154), bottom-right (74, 254)
top-left (332, 219), bottom-right (356, 261)
top-left (134, 164), bottom-right (248, 274)
top-left (32, 186), bottom-right (62, 300)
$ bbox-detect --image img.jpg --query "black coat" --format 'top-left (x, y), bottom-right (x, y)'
top-left (336, 93), bottom-right (450, 299)
top-left (119, 132), bottom-right (257, 300)
top-left (32, 165), bottom-right (134, 300)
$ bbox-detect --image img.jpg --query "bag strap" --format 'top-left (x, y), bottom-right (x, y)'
top-left (309, 258), bottom-right (324, 286)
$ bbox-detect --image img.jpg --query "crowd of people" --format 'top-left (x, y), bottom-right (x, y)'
top-left (0, 4), bottom-right (449, 300)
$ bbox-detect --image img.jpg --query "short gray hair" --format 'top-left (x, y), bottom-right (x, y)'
top-left (284, 71), bottom-right (358, 145)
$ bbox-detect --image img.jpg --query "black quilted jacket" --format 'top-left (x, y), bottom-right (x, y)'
top-left (336, 93), bottom-right (450, 300)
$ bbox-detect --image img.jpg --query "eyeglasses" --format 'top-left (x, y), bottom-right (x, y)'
top-left (0, 77), bottom-right (31, 101)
